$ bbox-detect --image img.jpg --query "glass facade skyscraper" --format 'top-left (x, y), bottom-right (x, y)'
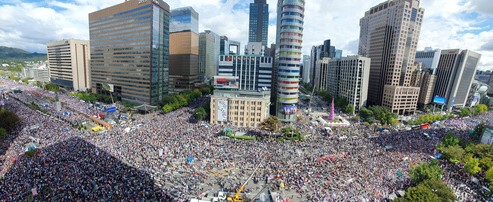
top-left (170, 7), bottom-right (199, 34)
top-left (89, 0), bottom-right (170, 105)
top-left (169, 7), bottom-right (199, 92)
top-left (275, 0), bottom-right (305, 122)
top-left (249, 0), bottom-right (269, 47)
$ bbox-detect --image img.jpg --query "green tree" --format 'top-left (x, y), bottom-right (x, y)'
top-left (486, 167), bottom-right (493, 182)
top-left (44, 83), bottom-right (60, 92)
top-left (0, 127), bottom-right (7, 140)
top-left (396, 180), bottom-right (455, 202)
top-left (162, 104), bottom-right (175, 113)
top-left (200, 86), bottom-right (212, 95)
top-left (475, 104), bottom-right (488, 114)
top-left (465, 143), bottom-right (493, 159)
top-left (472, 123), bottom-right (486, 141)
top-left (191, 89), bottom-right (202, 100)
top-left (421, 179), bottom-right (456, 201)
top-left (368, 106), bottom-right (397, 125)
top-left (480, 157), bottom-right (493, 170)
top-left (464, 154), bottom-right (482, 175)
top-left (33, 81), bottom-right (43, 88)
top-left (402, 182), bottom-right (440, 202)
top-left (193, 107), bottom-right (207, 121)
top-left (21, 78), bottom-right (29, 84)
top-left (0, 108), bottom-right (21, 131)
top-left (359, 107), bottom-right (374, 124)
top-left (439, 133), bottom-right (460, 148)
top-left (260, 116), bottom-right (281, 133)
top-left (440, 145), bottom-right (465, 163)
top-left (410, 160), bottom-right (443, 184)
top-left (176, 95), bottom-right (188, 107)
top-left (459, 108), bottom-right (471, 117)
top-left (344, 104), bottom-right (354, 114)
top-left (161, 94), bottom-right (178, 106)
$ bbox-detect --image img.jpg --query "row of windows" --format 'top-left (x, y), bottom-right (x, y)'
top-left (278, 69), bottom-right (300, 73)
top-left (281, 19), bottom-right (304, 25)
top-left (281, 12), bottom-right (304, 18)
top-left (220, 56), bottom-right (272, 63)
top-left (90, 5), bottom-right (152, 25)
top-left (280, 32), bottom-right (303, 37)
top-left (90, 11), bottom-right (152, 32)
top-left (282, 5), bottom-right (303, 12)
top-left (279, 45), bottom-right (302, 49)
top-left (279, 57), bottom-right (301, 62)
top-left (280, 38), bottom-right (302, 43)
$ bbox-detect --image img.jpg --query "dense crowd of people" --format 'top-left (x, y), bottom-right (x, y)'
top-left (0, 78), bottom-right (492, 201)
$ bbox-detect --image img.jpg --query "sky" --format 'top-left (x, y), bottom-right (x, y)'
top-left (0, 0), bottom-right (492, 70)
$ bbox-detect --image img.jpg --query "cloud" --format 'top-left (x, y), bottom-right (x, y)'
top-left (469, 0), bottom-right (493, 16)
top-left (482, 41), bottom-right (493, 51)
top-left (0, 0), bottom-right (491, 70)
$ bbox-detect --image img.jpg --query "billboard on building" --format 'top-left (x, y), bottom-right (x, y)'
top-left (217, 99), bottom-right (228, 122)
top-left (433, 96), bottom-right (446, 105)
top-left (213, 76), bottom-right (239, 90)
top-left (282, 105), bottom-right (297, 115)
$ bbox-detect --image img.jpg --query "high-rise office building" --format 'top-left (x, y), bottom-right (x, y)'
top-left (359, 0), bottom-right (424, 114)
top-left (170, 6), bottom-right (198, 34)
top-left (47, 39), bottom-right (91, 91)
top-left (249, 0), bottom-right (269, 47)
top-left (220, 36), bottom-right (230, 55)
top-left (416, 69), bottom-right (437, 106)
top-left (47, 39), bottom-right (90, 91)
top-left (220, 36), bottom-right (241, 55)
top-left (416, 48), bottom-right (441, 73)
top-left (415, 48), bottom-right (441, 107)
top-left (302, 55), bottom-right (311, 84)
top-left (310, 39), bottom-right (338, 85)
top-left (314, 58), bottom-right (329, 91)
top-left (199, 30), bottom-right (220, 82)
top-left (321, 56), bottom-right (371, 112)
top-left (310, 45), bottom-right (324, 85)
top-left (335, 50), bottom-right (343, 59)
top-left (169, 7), bottom-right (199, 92)
top-left (434, 49), bottom-right (481, 111)
top-left (89, 0), bottom-right (170, 105)
top-left (217, 55), bottom-right (273, 91)
top-left (245, 42), bottom-right (265, 56)
top-left (275, 0), bottom-right (305, 122)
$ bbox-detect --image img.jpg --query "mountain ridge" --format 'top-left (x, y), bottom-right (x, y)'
top-left (0, 46), bottom-right (46, 60)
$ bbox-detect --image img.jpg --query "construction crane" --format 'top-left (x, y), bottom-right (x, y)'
top-left (228, 154), bottom-right (270, 202)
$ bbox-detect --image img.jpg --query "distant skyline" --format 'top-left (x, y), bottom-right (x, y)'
top-left (0, 0), bottom-right (492, 70)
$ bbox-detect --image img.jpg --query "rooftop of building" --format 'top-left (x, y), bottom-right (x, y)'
top-left (212, 89), bottom-right (271, 99)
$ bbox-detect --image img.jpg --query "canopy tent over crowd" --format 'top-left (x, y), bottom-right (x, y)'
top-left (134, 104), bottom-right (158, 114)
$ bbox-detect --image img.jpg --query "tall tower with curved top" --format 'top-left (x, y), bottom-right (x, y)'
top-left (275, 0), bottom-right (305, 122)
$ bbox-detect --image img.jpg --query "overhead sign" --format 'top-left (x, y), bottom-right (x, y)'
top-left (433, 96), bottom-right (446, 105)
top-left (217, 99), bottom-right (228, 122)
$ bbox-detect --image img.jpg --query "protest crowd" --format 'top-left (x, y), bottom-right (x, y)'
top-left (0, 78), bottom-right (491, 201)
